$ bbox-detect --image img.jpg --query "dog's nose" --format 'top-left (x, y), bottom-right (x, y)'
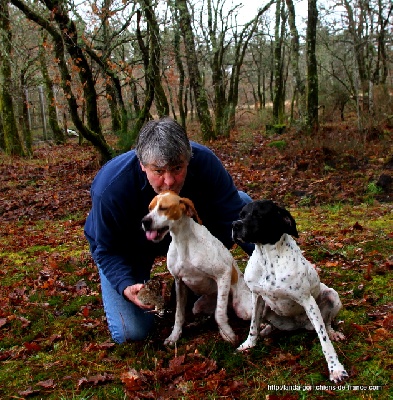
top-left (142, 217), bottom-right (152, 230)
top-left (232, 220), bottom-right (242, 230)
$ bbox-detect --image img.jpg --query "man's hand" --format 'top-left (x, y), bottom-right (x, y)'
top-left (123, 284), bottom-right (154, 310)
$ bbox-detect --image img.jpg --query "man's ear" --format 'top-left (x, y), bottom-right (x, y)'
top-left (140, 162), bottom-right (147, 172)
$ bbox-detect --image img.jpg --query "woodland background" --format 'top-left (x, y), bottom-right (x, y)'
top-left (0, 0), bottom-right (392, 158)
top-left (0, 0), bottom-right (392, 399)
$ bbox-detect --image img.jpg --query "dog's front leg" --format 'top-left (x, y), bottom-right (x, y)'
top-left (215, 276), bottom-right (236, 344)
top-left (302, 296), bottom-right (348, 383)
top-left (164, 277), bottom-right (187, 346)
top-left (237, 292), bottom-right (265, 351)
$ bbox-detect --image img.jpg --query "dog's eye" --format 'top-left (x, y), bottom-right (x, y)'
top-left (158, 206), bottom-right (168, 211)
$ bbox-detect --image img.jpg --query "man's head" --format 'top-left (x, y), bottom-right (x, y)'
top-left (136, 117), bottom-right (192, 194)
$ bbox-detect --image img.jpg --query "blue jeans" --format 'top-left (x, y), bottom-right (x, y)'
top-left (99, 190), bottom-right (252, 344)
top-left (99, 269), bottom-right (154, 343)
top-left (238, 190), bottom-right (252, 207)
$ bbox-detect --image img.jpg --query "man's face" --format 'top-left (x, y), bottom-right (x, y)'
top-left (140, 160), bottom-right (188, 194)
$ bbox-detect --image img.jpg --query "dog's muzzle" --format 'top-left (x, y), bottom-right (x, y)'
top-left (141, 216), bottom-right (153, 231)
top-left (142, 217), bottom-right (169, 242)
top-left (232, 220), bottom-right (245, 243)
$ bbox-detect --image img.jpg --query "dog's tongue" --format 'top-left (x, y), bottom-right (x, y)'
top-left (145, 230), bottom-right (159, 241)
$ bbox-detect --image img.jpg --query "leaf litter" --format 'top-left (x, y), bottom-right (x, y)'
top-left (0, 125), bottom-right (392, 398)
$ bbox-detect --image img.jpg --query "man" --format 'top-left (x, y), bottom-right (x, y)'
top-left (84, 117), bottom-right (252, 343)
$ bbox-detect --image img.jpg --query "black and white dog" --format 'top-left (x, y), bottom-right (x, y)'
top-left (232, 200), bottom-right (348, 383)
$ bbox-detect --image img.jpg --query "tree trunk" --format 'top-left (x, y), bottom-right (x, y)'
top-left (373, 0), bottom-right (391, 84)
top-left (174, 0), bottom-right (215, 141)
top-left (39, 31), bottom-right (65, 144)
top-left (126, 8), bottom-right (157, 145)
top-left (139, 0), bottom-right (169, 117)
top-left (43, 0), bottom-right (103, 137)
top-left (173, 22), bottom-right (186, 129)
top-left (306, 0), bottom-right (319, 133)
top-left (286, 0), bottom-right (306, 123)
top-left (11, 0), bottom-right (113, 164)
top-left (342, 0), bottom-right (369, 112)
top-left (19, 72), bottom-right (32, 154)
top-left (272, 0), bottom-right (286, 125)
top-left (0, 0), bottom-right (25, 155)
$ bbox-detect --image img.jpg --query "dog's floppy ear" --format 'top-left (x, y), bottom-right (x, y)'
top-left (180, 198), bottom-right (202, 224)
top-left (148, 196), bottom-right (158, 211)
top-left (277, 206), bottom-right (299, 238)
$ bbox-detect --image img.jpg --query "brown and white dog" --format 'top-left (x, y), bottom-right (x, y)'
top-left (141, 191), bottom-right (251, 345)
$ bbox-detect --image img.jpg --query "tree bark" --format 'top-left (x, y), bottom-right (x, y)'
top-left (139, 0), bottom-right (169, 118)
top-left (272, 0), bottom-right (286, 125)
top-left (39, 31), bottom-right (65, 144)
top-left (11, 0), bottom-right (113, 163)
top-left (0, 0), bottom-right (25, 155)
top-left (174, 0), bottom-right (215, 141)
top-left (42, 0), bottom-right (103, 137)
top-left (306, 0), bottom-right (319, 132)
top-left (286, 0), bottom-right (306, 122)
top-left (173, 21), bottom-right (186, 128)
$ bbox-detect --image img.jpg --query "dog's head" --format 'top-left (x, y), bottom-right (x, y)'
top-left (232, 200), bottom-right (298, 245)
top-left (141, 191), bottom-right (201, 242)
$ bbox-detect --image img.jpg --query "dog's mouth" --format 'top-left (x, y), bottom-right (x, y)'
top-left (232, 221), bottom-right (246, 243)
top-left (233, 235), bottom-right (244, 243)
top-left (145, 226), bottom-right (169, 242)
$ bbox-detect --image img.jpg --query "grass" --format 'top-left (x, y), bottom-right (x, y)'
top-left (0, 203), bottom-right (392, 399)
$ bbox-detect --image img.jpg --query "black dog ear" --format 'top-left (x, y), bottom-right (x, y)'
top-left (277, 206), bottom-right (299, 238)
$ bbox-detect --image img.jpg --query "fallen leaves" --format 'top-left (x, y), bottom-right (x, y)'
top-left (23, 341), bottom-right (42, 353)
top-left (36, 379), bottom-right (56, 389)
top-left (1, 128), bottom-right (392, 398)
top-left (77, 372), bottom-right (114, 390)
top-left (121, 352), bottom-right (246, 399)
top-left (0, 144), bottom-right (95, 222)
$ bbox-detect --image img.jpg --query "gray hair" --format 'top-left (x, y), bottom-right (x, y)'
top-left (135, 117), bottom-right (192, 167)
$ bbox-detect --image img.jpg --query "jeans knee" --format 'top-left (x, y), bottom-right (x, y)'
top-left (238, 190), bottom-right (252, 205)
top-left (110, 325), bottom-right (151, 344)
top-left (98, 269), bottom-right (155, 343)
top-left (106, 310), bottom-right (154, 343)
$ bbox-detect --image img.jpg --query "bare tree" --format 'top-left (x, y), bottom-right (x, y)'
top-left (39, 31), bottom-right (65, 144)
top-left (286, 0), bottom-right (306, 123)
top-left (173, 0), bottom-right (215, 140)
top-left (306, 0), bottom-right (319, 132)
top-left (11, 0), bottom-right (113, 163)
top-left (0, 0), bottom-right (25, 155)
top-left (272, 0), bottom-right (288, 125)
top-left (319, 0), bottom-right (392, 128)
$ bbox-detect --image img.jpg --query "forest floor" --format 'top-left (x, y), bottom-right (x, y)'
top-left (0, 113), bottom-right (392, 399)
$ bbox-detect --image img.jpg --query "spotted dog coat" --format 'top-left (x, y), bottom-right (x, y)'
top-left (232, 200), bottom-right (348, 383)
top-left (142, 191), bottom-right (251, 346)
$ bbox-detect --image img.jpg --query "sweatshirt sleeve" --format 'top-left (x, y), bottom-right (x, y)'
top-left (84, 155), bottom-right (157, 296)
top-left (87, 193), bottom-right (139, 295)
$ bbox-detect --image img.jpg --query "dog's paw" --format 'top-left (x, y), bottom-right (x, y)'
top-left (236, 338), bottom-right (257, 352)
top-left (164, 336), bottom-right (177, 346)
top-left (328, 330), bottom-right (346, 341)
top-left (164, 330), bottom-right (181, 346)
top-left (219, 327), bottom-right (237, 345)
top-left (330, 368), bottom-right (349, 383)
top-left (259, 323), bottom-right (274, 337)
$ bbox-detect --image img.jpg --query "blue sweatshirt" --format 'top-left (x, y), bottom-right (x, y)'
top-left (84, 141), bottom-right (252, 295)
